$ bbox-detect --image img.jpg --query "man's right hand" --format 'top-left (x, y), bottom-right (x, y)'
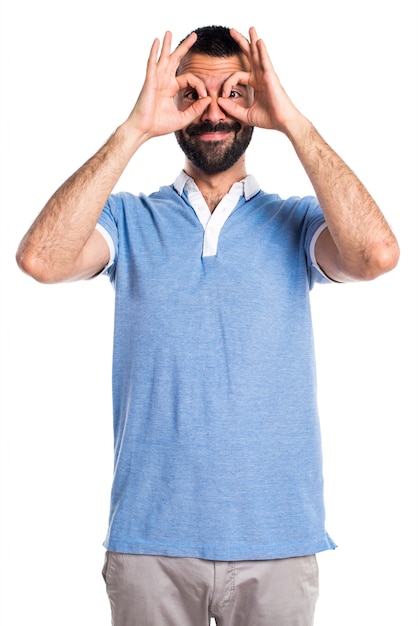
top-left (123, 31), bottom-right (211, 141)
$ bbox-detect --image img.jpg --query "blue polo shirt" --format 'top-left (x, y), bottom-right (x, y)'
top-left (96, 172), bottom-right (336, 560)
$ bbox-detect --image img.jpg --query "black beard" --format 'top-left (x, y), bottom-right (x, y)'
top-left (175, 122), bottom-right (254, 174)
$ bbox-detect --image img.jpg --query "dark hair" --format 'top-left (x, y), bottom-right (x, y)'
top-left (179, 25), bottom-right (242, 57)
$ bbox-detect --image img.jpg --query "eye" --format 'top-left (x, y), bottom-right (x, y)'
top-left (229, 89), bottom-right (241, 98)
top-left (184, 89), bottom-right (199, 101)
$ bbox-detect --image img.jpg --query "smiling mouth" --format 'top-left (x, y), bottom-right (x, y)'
top-left (187, 121), bottom-right (241, 138)
top-left (197, 131), bottom-right (232, 141)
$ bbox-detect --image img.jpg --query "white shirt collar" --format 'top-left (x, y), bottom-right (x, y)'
top-left (173, 170), bottom-right (260, 201)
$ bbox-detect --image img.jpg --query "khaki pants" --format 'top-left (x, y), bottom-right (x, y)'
top-left (102, 552), bottom-right (319, 625)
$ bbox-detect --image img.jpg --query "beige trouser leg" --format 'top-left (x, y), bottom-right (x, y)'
top-left (102, 552), bottom-right (319, 626)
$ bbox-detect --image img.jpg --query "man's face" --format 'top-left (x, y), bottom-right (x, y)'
top-left (175, 53), bottom-right (254, 174)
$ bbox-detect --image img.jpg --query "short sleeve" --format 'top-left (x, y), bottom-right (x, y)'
top-left (96, 195), bottom-right (120, 279)
top-left (302, 198), bottom-right (332, 288)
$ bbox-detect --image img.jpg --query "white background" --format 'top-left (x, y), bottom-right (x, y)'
top-left (1, 0), bottom-right (417, 624)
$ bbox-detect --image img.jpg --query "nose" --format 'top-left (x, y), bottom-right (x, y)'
top-left (201, 97), bottom-right (225, 124)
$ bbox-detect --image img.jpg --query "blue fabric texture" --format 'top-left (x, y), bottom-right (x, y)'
top-left (98, 180), bottom-right (337, 560)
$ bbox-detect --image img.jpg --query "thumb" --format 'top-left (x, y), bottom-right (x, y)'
top-left (217, 98), bottom-right (249, 125)
top-left (178, 96), bottom-right (212, 127)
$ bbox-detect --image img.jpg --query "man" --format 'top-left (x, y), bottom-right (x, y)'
top-left (16, 25), bottom-right (399, 626)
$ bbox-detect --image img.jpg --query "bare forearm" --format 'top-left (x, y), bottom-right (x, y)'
top-left (227, 28), bottom-right (399, 280)
top-left (17, 123), bottom-right (144, 282)
top-left (287, 117), bottom-right (399, 280)
top-left (17, 31), bottom-right (210, 284)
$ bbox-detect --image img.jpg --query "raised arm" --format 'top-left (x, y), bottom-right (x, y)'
top-left (222, 27), bottom-right (400, 282)
top-left (16, 31), bottom-right (211, 284)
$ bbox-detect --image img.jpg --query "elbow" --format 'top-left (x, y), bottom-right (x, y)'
top-left (369, 238), bottom-right (400, 279)
top-left (357, 239), bottom-right (401, 281)
top-left (336, 237), bottom-right (400, 282)
top-left (16, 245), bottom-right (57, 284)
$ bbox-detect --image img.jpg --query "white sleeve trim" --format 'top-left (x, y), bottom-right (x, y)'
top-left (309, 222), bottom-right (329, 279)
top-left (95, 223), bottom-right (115, 270)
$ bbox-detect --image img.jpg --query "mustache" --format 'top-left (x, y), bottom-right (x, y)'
top-left (186, 121), bottom-right (242, 136)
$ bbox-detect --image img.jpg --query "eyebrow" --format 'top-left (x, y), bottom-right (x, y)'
top-left (178, 79), bottom-right (251, 93)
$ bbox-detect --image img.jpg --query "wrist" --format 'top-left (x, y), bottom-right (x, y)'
top-left (114, 119), bottom-right (151, 155)
top-left (280, 112), bottom-right (313, 144)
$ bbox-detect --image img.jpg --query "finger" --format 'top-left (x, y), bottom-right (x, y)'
top-left (178, 96), bottom-right (212, 127)
top-left (221, 71), bottom-right (251, 98)
top-left (248, 26), bottom-right (259, 44)
top-left (255, 37), bottom-right (274, 71)
top-left (216, 97), bottom-right (249, 124)
top-left (159, 31), bottom-right (173, 61)
top-left (248, 26), bottom-right (262, 67)
top-left (176, 72), bottom-right (208, 98)
top-left (230, 27), bottom-right (263, 72)
top-left (146, 37), bottom-right (162, 74)
top-left (229, 28), bottom-right (250, 55)
top-left (247, 27), bottom-right (274, 72)
top-left (170, 31), bottom-right (198, 69)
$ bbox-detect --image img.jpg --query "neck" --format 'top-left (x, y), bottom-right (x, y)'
top-left (184, 160), bottom-right (247, 213)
